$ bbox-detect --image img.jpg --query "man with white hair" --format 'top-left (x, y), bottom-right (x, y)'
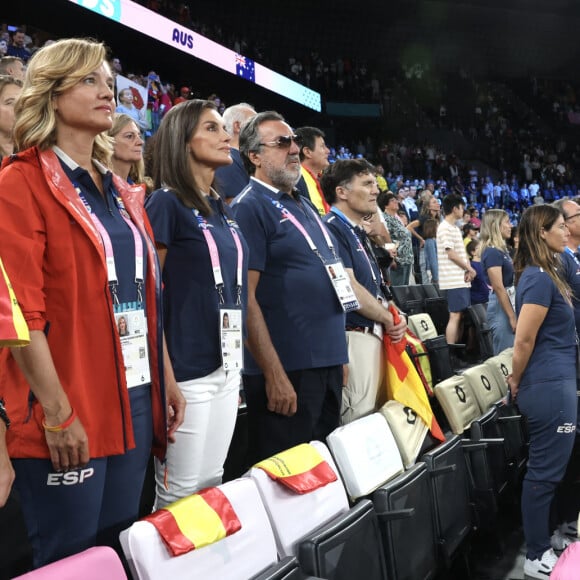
top-left (215, 102), bottom-right (256, 202)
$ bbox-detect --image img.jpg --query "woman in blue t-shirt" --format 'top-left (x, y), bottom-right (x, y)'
top-left (508, 205), bottom-right (577, 579)
top-left (146, 100), bottom-right (249, 508)
top-left (480, 209), bottom-right (516, 354)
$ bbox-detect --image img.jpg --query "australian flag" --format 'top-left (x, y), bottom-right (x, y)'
top-left (235, 53), bottom-right (255, 82)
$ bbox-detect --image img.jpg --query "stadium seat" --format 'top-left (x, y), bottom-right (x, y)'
top-left (13, 547), bottom-right (126, 580)
top-left (327, 413), bottom-right (438, 580)
top-left (119, 478), bottom-right (278, 580)
top-left (250, 557), bottom-right (323, 580)
top-left (465, 303), bottom-right (494, 360)
top-left (419, 284), bottom-right (449, 336)
top-left (246, 441), bottom-right (349, 559)
top-left (390, 285), bottom-right (424, 315)
top-left (462, 363), bottom-right (504, 413)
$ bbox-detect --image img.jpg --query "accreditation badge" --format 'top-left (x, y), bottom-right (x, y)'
top-left (325, 260), bottom-right (360, 313)
top-left (115, 303), bottom-right (150, 388)
top-left (219, 307), bottom-right (243, 371)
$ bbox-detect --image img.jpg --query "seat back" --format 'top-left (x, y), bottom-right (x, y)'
top-left (326, 413), bottom-right (404, 500)
top-left (379, 400), bottom-right (428, 469)
top-left (420, 436), bottom-right (473, 565)
top-left (434, 375), bottom-right (480, 435)
top-left (250, 557), bottom-right (314, 580)
top-left (462, 363), bottom-right (503, 413)
top-left (247, 441), bottom-right (349, 558)
top-left (14, 547), bottom-right (126, 580)
top-left (119, 478), bottom-right (278, 580)
top-left (420, 285), bottom-right (449, 336)
top-left (486, 348), bottom-right (513, 394)
top-left (298, 500), bottom-right (388, 580)
top-left (466, 304), bottom-right (494, 359)
top-left (408, 313), bottom-right (439, 341)
top-left (372, 463), bottom-right (438, 580)
top-left (391, 285), bottom-right (424, 316)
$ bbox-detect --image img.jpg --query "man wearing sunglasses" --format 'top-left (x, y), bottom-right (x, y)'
top-left (232, 111), bottom-right (348, 463)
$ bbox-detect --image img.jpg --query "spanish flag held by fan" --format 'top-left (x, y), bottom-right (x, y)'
top-left (384, 305), bottom-right (444, 442)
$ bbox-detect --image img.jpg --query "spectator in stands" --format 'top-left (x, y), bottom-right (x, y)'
top-left (0, 399), bottom-right (12, 508)
top-left (480, 209), bottom-right (516, 353)
top-left (295, 126), bottom-right (331, 216)
top-left (462, 222), bottom-right (479, 248)
top-left (214, 102), bottom-right (256, 202)
top-left (6, 29), bottom-right (31, 63)
top-left (108, 113), bottom-right (147, 186)
top-left (173, 86), bottom-right (190, 105)
top-left (437, 194), bottom-right (476, 343)
top-left (321, 159), bottom-right (406, 424)
top-left (466, 240), bottom-right (489, 306)
top-left (232, 112), bottom-right (348, 463)
top-left (0, 56), bottom-right (25, 81)
top-left (146, 99), bottom-right (247, 508)
top-left (508, 205), bottom-right (577, 579)
top-left (0, 37), bottom-right (184, 567)
top-left (115, 87), bottom-right (149, 132)
top-left (423, 218), bottom-right (439, 283)
top-left (0, 75), bottom-right (21, 161)
top-left (382, 192), bottom-right (414, 285)
top-left (408, 195), bottom-right (441, 283)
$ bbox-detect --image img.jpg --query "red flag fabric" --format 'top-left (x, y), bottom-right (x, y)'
top-left (384, 306), bottom-right (445, 441)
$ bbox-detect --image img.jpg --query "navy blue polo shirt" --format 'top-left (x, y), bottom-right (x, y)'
top-left (324, 209), bottom-right (385, 329)
top-left (561, 250), bottom-right (580, 332)
top-left (231, 178), bottom-right (348, 374)
top-left (57, 154), bottom-right (146, 306)
top-left (516, 266), bottom-right (576, 386)
top-left (481, 247), bottom-right (514, 288)
top-left (146, 188), bottom-right (249, 382)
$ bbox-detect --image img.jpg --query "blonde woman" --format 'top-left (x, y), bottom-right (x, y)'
top-left (508, 205), bottom-right (576, 578)
top-left (480, 209), bottom-right (515, 353)
top-left (0, 38), bottom-right (183, 567)
top-left (0, 75), bottom-right (22, 160)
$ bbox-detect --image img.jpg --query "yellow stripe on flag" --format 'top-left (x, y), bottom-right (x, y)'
top-left (255, 443), bottom-right (337, 493)
top-left (166, 493), bottom-right (226, 550)
top-left (0, 258), bottom-right (29, 347)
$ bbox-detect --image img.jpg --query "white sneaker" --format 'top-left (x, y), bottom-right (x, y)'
top-left (524, 548), bottom-right (559, 579)
top-left (551, 529), bottom-right (574, 552)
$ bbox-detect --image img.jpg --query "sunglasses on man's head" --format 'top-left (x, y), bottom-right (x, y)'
top-left (258, 134), bottom-right (304, 149)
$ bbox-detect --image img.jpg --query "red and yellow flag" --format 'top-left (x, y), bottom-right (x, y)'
top-left (255, 443), bottom-right (337, 494)
top-left (384, 306), bottom-right (444, 441)
top-left (0, 257), bottom-right (29, 347)
top-left (143, 487), bottom-right (242, 557)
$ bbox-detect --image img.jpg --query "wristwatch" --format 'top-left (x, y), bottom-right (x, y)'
top-left (0, 399), bottom-right (10, 429)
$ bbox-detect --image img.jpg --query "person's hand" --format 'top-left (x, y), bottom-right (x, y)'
top-left (43, 413), bottom-right (89, 472)
top-left (0, 425), bottom-right (14, 508)
top-left (465, 266), bottom-right (476, 282)
top-left (386, 314), bottom-right (407, 343)
top-left (265, 371), bottom-right (297, 416)
top-left (362, 213), bottom-right (382, 238)
top-left (165, 379), bottom-right (186, 443)
top-left (419, 238), bottom-right (425, 248)
top-left (506, 374), bottom-right (519, 401)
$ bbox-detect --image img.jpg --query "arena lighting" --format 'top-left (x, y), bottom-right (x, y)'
top-left (67, 0), bottom-right (322, 112)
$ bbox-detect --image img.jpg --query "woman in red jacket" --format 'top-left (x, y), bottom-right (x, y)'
top-left (0, 38), bottom-right (184, 568)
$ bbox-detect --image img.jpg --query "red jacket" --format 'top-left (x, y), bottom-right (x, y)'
top-left (0, 147), bottom-right (167, 459)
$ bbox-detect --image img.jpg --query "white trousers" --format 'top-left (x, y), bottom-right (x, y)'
top-left (154, 366), bottom-right (240, 509)
top-left (341, 331), bottom-right (385, 425)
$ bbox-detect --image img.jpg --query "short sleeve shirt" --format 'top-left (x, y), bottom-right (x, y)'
top-left (481, 247), bottom-right (514, 288)
top-left (516, 266), bottom-right (576, 385)
top-left (436, 219), bottom-right (470, 290)
top-left (324, 210), bottom-right (385, 329)
top-left (231, 179), bottom-right (347, 374)
top-left (146, 189), bottom-right (249, 381)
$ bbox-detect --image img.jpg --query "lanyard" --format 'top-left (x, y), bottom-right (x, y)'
top-left (330, 207), bottom-right (383, 296)
top-left (193, 208), bottom-right (243, 305)
top-left (262, 192), bottom-right (338, 261)
top-left (75, 184), bottom-right (144, 303)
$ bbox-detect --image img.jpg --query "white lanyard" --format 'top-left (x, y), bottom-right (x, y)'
top-left (75, 185), bottom-right (144, 303)
top-left (193, 208), bottom-right (244, 305)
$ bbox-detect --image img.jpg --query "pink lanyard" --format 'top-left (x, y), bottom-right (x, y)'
top-left (76, 188), bottom-right (144, 303)
top-left (193, 209), bottom-right (243, 305)
top-left (263, 193), bottom-right (338, 261)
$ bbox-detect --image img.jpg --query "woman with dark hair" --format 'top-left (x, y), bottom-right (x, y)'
top-left (507, 205), bottom-right (577, 578)
top-left (0, 38), bottom-right (184, 567)
top-left (146, 99), bottom-right (249, 508)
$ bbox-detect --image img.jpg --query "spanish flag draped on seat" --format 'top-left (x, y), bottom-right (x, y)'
top-left (0, 256), bottom-right (29, 347)
top-left (143, 487), bottom-right (242, 557)
top-left (255, 443), bottom-right (337, 494)
top-left (384, 305), bottom-right (445, 442)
